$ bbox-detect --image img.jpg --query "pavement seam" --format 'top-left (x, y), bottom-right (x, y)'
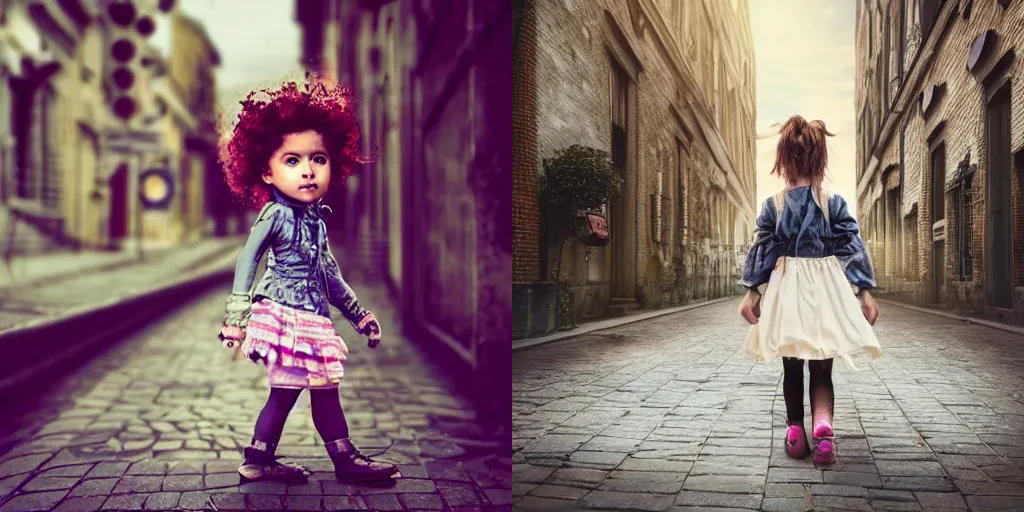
top-left (866, 361), bottom-right (963, 506)
top-left (0, 450), bottom-right (62, 505)
top-left (877, 299), bottom-right (1024, 336)
top-left (513, 296), bottom-right (739, 352)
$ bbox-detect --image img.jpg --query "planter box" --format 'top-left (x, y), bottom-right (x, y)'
top-left (512, 282), bottom-right (558, 339)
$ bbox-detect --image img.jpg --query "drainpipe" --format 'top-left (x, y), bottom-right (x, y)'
top-left (899, 121), bottom-right (905, 294)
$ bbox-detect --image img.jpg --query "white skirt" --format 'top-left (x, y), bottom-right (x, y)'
top-left (745, 256), bottom-right (882, 371)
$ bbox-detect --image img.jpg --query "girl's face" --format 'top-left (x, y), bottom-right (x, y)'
top-left (263, 130), bottom-right (331, 203)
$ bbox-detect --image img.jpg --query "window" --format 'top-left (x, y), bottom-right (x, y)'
top-left (920, 0), bottom-right (941, 41)
top-left (952, 174), bottom-right (974, 280)
top-left (930, 144), bottom-right (946, 223)
top-left (906, 212), bottom-right (919, 276)
top-left (12, 78), bottom-right (33, 200)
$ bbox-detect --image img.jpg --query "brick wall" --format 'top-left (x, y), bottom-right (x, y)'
top-left (857, 0), bottom-right (1024, 314)
top-left (528, 0), bottom-right (753, 315)
top-left (512, 0), bottom-right (541, 283)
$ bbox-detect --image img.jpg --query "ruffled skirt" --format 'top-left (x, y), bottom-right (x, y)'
top-left (745, 256), bottom-right (882, 371)
top-left (241, 299), bottom-right (349, 389)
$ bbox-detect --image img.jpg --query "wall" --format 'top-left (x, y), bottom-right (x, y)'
top-left (857, 0), bottom-right (1024, 323)
top-left (527, 0), bottom-right (756, 330)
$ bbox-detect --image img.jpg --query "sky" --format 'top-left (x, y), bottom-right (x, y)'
top-left (748, 0), bottom-right (859, 216)
top-left (148, 0), bottom-right (305, 134)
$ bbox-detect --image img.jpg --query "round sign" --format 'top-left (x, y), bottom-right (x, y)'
top-left (139, 168), bottom-right (175, 209)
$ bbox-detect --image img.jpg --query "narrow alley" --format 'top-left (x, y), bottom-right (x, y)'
top-left (513, 301), bottom-right (1024, 512)
top-left (0, 282), bottom-right (511, 511)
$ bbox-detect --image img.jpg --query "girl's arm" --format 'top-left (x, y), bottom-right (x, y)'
top-left (223, 205), bottom-right (283, 329)
top-left (738, 197), bottom-right (779, 295)
top-left (323, 247), bottom-right (379, 337)
top-left (829, 194), bottom-right (876, 295)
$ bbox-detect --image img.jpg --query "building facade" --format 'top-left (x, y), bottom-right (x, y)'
top-left (512, 0), bottom-right (757, 338)
top-left (296, 0), bottom-right (511, 421)
top-left (0, 0), bottom-right (105, 255)
top-left (855, 0), bottom-right (1024, 325)
top-left (0, 0), bottom-right (226, 261)
top-left (165, 12), bottom-right (236, 240)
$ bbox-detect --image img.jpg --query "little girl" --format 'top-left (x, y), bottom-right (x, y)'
top-left (217, 78), bottom-right (399, 483)
top-left (738, 115), bottom-right (881, 466)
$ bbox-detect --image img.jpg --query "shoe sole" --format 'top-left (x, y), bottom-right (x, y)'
top-left (238, 473), bottom-right (310, 485)
top-left (814, 440), bottom-right (836, 465)
top-left (336, 470), bottom-right (403, 483)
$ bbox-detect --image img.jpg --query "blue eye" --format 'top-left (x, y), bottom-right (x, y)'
top-left (313, 156), bottom-right (328, 165)
top-left (285, 156), bottom-right (299, 165)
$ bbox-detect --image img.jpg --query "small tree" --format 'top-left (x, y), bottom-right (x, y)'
top-left (541, 144), bottom-right (623, 282)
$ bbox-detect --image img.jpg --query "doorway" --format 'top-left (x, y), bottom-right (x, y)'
top-left (109, 164), bottom-right (128, 241)
top-left (609, 58), bottom-right (633, 300)
top-left (986, 85), bottom-right (1013, 309)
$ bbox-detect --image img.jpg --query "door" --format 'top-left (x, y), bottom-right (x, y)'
top-left (609, 60), bottom-right (631, 299)
top-left (109, 163), bottom-right (128, 240)
top-left (986, 87), bottom-right (1013, 308)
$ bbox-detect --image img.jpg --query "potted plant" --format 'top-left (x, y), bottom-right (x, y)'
top-left (541, 144), bottom-right (623, 330)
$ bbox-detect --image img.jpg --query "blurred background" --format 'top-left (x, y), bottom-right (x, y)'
top-left (0, 0), bottom-right (509, 493)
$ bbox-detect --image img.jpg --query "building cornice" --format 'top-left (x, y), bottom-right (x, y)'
top-left (635, 0), bottom-right (754, 217)
top-left (857, 0), bottom-right (957, 202)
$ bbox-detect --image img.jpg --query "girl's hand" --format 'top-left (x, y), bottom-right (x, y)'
top-left (860, 290), bottom-right (879, 325)
top-left (356, 312), bottom-right (383, 348)
top-left (219, 325), bottom-right (246, 348)
top-left (738, 289), bottom-right (762, 325)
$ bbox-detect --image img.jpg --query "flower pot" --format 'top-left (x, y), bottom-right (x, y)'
top-left (577, 211), bottom-right (609, 247)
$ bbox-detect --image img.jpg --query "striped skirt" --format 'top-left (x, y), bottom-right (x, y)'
top-left (241, 299), bottom-right (349, 389)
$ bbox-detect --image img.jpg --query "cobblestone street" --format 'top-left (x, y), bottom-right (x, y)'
top-left (0, 283), bottom-right (511, 511)
top-left (513, 300), bottom-right (1024, 511)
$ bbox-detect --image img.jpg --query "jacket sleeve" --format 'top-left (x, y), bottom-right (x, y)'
top-left (323, 246), bottom-right (371, 328)
top-left (830, 194), bottom-right (876, 291)
top-left (223, 204), bottom-right (284, 328)
top-left (230, 204), bottom-right (284, 295)
top-left (739, 197), bottom-right (778, 293)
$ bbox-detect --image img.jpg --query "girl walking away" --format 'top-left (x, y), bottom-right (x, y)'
top-left (217, 78), bottom-right (400, 483)
top-left (737, 115), bottom-right (881, 466)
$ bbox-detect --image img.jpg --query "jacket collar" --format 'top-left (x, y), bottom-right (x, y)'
top-left (270, 186), bottom-right (331, 218)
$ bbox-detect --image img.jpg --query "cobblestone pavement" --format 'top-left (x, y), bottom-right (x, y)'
top-left (0, 282), bottom-right (511, 511)
top-left (513, 300), bottom-right (1024, 512)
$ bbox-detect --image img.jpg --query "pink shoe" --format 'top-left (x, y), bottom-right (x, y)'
top-left (813, 421), bottom-right (836, 465)
top-left (784, 425), bottom-right (809, 459)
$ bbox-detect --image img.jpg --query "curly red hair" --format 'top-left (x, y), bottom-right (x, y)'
top-left (219, 78), bottom-right (372, 209)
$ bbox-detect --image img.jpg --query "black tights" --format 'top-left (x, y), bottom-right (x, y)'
top-left (252, 387), bottom-right (349, 446)
top-left (782, 357), bottom-right (834, 427)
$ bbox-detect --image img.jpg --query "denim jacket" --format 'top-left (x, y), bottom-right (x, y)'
top-left (739, 186), bottom-right (876, 294)
top-left (225, 187), bottom-right (368, 326)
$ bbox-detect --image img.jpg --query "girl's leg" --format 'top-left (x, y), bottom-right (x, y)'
top-left (808, 359), bottom-right (836, 464)
top-left (782, 357), bottom-right (805, 425)
top-left (253, 387), bottom-right (303, 444)
top-left (239, 387), bottom-right (308, 483)
top-left (310, 388), bottom-right (399, 482)
top-left (781, 358), bottom-right (809, 458)
top-left (309, 387), bottom-right (349, 441)
top-left (807, 359), bottom-right (835, 427)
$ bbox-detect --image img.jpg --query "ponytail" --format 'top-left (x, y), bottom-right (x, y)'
top-left (771, 115), bottom-right (835, 187)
